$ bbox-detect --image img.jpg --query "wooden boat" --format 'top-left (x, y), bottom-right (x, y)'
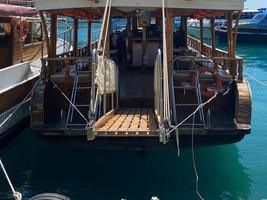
top-left (31, 0), bottom-right (252, 148)
top-left (0, 3), bottom-right (71, 143)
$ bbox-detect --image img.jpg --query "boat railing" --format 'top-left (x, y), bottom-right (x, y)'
top-left (154, 49), bottom-right (163, 124)
top-left (187, 35), bottom-right (243, 81)
top-left (40, 46), bottom-right (92, 78)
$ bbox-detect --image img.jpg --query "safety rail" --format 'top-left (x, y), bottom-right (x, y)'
top-left (154, 49), bottom-right (163, 124)
top-left (40, 54), bottom-right (92, 79)
top-left (187, 35), bottom-right (244, 81)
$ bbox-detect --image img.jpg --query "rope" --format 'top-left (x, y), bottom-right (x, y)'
top-left (161, 0), bottom-right (171, 122)
top-left (191, 114), bottom-right (205, 200)
top-left (97, 0), bottom-right (110, 52)
top-left (167, 92), bottom-right (218, 136)
top-left (245, 72), bottom-right (267, 89)
top-left (0, 84), bottom-right (35, 128)
top-left (0, 159), bottom-right (22, 200)
top-left (50, 80), bottom-right (90, 125)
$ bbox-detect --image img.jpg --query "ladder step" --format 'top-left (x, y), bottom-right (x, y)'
top-left (174, 86), bottom-right (196, 89)
top-left (176, 104), bottom-right (199, 106)
top-left (76, 87), bottom-right (91, 90)
top-left (75, 105), bottom-right (90, 107)
top-left (67, 124), bottom-right (88, 126)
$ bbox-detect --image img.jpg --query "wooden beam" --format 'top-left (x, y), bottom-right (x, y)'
top-left (210, 16), bottom-right (216, 58)
top-left (166, 10), bottom-right (173, 67)
top-left (227, 12), bottom-right (234, 58)
top-left (39, 11), bottom-right (50, 57)
top-left (180, 16), bottom-right (187, 47)
top-left (199, 18), bottom-right (204, 54)
top-left (73, 17), bottom-right (78, 57)
top-left (88, 20), bottom-right (92, 53)
top-left (50, 13), bottom-right (57, 58)
top-left (233, 11), bottom-right (241, 55)
top-left (50, 13), bottom-right (57, 74)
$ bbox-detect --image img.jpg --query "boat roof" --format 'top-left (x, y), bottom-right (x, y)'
top-left (0, 3), bottom-right (37, 17)
top-left (34, 0), bottom-right (244, 12)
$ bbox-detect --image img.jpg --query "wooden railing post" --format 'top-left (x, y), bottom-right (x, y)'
top-left (210, 16), bottom-right (216, 58)
top-left (64, 60), bottom-right (70, 78)
top-left (238, 59), bottom-right (244, 82)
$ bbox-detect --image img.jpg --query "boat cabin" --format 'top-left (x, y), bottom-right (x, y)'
top-left (31, 0), bottom-right (252, 148)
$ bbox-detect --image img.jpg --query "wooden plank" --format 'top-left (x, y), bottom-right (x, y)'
top-left (119, 108), bottom-right (134, 131)
top-left (94, 109), bottom-right (115, 129)
top-left (109, 109), bottom-right (129, 131)
top-left (99, 110), bottom-right (122, 131)
top-left (139, 109), bottom-right (148, 131)
top-left (129, 109), bottom-right (141, 130)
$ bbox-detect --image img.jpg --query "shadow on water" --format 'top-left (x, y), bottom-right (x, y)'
top-left (0, 129), bottom-right (251, 200)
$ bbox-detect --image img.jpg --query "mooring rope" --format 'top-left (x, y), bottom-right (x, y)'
top-left (50, 80), bottom-right (90, 125)
top-left (167, 92), bottom-right (218, 136)
top-left (191, 113), bottom-right (205, 200)
top-left (244, 72), bottom-right (267, 89)
top-left (0, 159), bottom-right (22, 200)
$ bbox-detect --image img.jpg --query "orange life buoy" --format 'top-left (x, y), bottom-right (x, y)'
top-left (191, 66), bottom-right (223, 98)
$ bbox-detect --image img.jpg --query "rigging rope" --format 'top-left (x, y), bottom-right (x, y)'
top-left (50, 80), bottom-right (90, 125)
top-left (0, 159), bottom-right (22, 200)
top-left (0, 81), bottom-right (37, 128)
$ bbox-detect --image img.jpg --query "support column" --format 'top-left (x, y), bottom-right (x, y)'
top-left (227, 12), bottom-right (234, 58)
top-left (199, 18), bottom-right (204, 55)
top-left (180, 16), bottom-right (187, 47)
top-left (50, 14), bottom-right (57, 58)
top-left (166, 11), bottom-right (173, 68)
top-left (227, 12), bottom-right (236, 76)
top-left (39, 11), bottom-right (50, 57)
top-left (50, 13), bottom-right (57, 73)
top-left (87, 20), bottom-right (92, 54)
top-left (73, 17), bottom-right (78, 57)
top-left (210, 16), bottom-right (216, 58)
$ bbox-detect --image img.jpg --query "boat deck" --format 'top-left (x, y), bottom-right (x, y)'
top-left (94, 108), bottom-right (159, 136)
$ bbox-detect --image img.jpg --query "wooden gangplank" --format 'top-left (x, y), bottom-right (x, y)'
top-left (94, 108), bottom-right (159, 136)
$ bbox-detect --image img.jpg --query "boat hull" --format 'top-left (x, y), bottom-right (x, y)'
top-left (30, 128), bottom-right (249, 149)
top-left (216, 29), bottom-right (267, 43)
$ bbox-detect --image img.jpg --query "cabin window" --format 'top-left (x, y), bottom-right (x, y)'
top-left (253, 14), bottom-right (264, 20)
top-left (0, 23), bottom-right (11, 47)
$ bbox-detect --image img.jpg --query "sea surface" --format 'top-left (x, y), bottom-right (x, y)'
top-left (0, 26), bottom-right (267, 200)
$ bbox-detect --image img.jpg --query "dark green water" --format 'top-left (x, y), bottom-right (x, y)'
top-left (1, 28), bottom-right (267, 200)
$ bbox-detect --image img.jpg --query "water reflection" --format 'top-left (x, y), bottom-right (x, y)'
top-left (0, 129), bottom-right (251, 200)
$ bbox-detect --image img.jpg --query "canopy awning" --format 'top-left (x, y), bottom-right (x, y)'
top-left (0, 3), bottom-right (37, 17)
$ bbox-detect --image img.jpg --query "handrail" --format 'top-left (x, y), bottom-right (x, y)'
top-left (154, 49), bottom-right (163, 124)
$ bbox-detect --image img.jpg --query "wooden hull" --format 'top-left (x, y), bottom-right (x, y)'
top-left (31, 128), bottom-right (247, 149)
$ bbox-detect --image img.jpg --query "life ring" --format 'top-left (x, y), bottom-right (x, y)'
top-left (191, 66), bottom-right (223, 98)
